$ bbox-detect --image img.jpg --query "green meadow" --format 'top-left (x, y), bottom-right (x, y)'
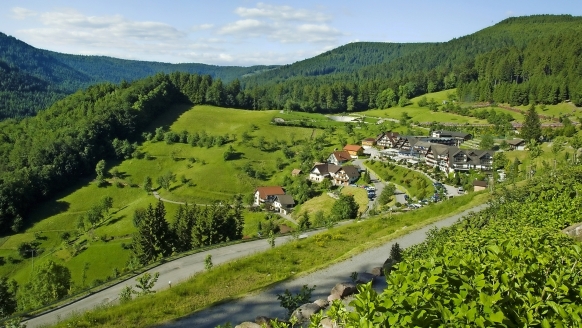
top-left (0, 104), bottom-right (410, 292)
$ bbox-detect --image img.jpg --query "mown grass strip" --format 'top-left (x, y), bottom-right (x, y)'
top-left (51, 192), bottom-right (488, 328)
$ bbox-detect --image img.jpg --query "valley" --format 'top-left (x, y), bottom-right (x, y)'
top-left (0, 13), bottom-right (581, 328)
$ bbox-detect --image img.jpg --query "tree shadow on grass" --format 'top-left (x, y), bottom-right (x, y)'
top-left (107, 215), bottom-right (125, 226)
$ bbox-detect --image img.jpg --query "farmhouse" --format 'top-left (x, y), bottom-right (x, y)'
top-left (273, 195), bottom-right (296, 215)
top-left (254, 186), bottom-right (286, 206)
top-left (376, 131), bottom-right (400, 149)
top-left (327, 151), bottom-right (352, 165)
top-left (507, 138), bottom-right (526, 150)
top-left (309, 163), bottom-right (360, 186)
top-left (343, 144), bottom-right (364, 158)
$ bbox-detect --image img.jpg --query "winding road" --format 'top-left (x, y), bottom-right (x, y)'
top-left (23, 202), bottom-right (486, 328)
top-left (161, 204), bottom-right (488, 328)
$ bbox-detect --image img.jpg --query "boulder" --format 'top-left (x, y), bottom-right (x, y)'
top-left (235, 322), bottom-right (261, 328)
top-left (291, 303), bottom-right (322, 323)
top-left (371, 266), bottom-right (384, 277)
top-left (314, 298), bottom-right (329, 308)
top-left (356, 272), bottom-right (376, 285)
top-left (327, 293), bottom-right (341, 302)
top-left (320, 317), bottom-right (338, 328)
top-left (330, 282), bottom-right (357, 299)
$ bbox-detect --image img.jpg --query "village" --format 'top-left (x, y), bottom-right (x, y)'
top-left (252, 129), bottom-right (524, 216)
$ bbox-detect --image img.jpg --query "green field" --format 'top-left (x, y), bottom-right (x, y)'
top-left (366, 161), bottom-right (435, 199)
top-left (364, 90), bottom-right (488, 125)
top-left (0, 104), bottom-right (392, 295)
top-left (292, 186), bottom-right (369, 220)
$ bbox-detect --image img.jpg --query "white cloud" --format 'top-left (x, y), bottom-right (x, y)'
top-left (191, 23), bottom-right (214, 32)
top-left (234, 2), bottom-right (331, 23)
top-left (9, 5), bottom-right (345, 66)
top-left (217, 3), bottom-right (343, 44)
top-left (11, 7), bottom-right (37, 20)
top-left (218, 19), bottom-right (270, 36)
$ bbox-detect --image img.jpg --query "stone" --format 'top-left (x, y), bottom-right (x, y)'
top-left (356, 272), bottom-right (376, 285)
top-left (235, 322), bottom-right (261, 328)
top-left (371, 266), bottom-right (384, 277)
top-left (320, 317), bottom-right (338, 328)
top-left (314, 298), bottom-right (329, 308)
top-left (291, 303), bottom-right (322, 323)
top-left (327, 293), bottom-right (341, 302)
top-left (330, 282), bottom-right (357, 299)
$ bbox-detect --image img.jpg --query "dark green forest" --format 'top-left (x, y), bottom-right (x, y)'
top-left (0, 32), bottom-right (278, 118)
top-left (239, 15), bottom-right (582, 112)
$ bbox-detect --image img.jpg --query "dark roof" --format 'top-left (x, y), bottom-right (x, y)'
top-left (473, 180), bottom-right (488, 187)
top-left (433, 130), bottom-right (471, 138)
top-left (275, 194), bottom-right (295, 206)
top-left (507, 138), bottom-right (525, 146)
top-left (340, 165), bottom-right (360, 179)
top-left (255, 186), bottom-right (285, 199)
top-left (311, 163), bottom-right (341, 175)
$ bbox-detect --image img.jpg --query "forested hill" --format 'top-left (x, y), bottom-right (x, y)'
top-left (0, 32), bottom-right (278, 118)
top-left (242, 42), bottom-right (435, 83)
top-left (239, 15), bottom-right (582, 112)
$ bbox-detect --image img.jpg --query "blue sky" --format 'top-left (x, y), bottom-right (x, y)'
top-left (1, 0), bottom-right (581, 66)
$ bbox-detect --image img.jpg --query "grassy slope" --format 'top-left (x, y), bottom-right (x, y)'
top-left (291, 186), bottom-right (369, 219)
top-left (364, 90), bottom-right (488, 125)
top-left (0, 105), bottom-right (366, 290)
top-left (53, 191), bottom-right (489, 328)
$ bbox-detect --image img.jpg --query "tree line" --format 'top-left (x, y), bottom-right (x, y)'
top-left (131, 199), bottom-right (244, 265)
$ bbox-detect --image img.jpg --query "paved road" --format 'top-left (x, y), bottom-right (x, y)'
top-left (24, 234), bottom-right (305, 328)
top-left (162, 204), bottom-right (488, 328)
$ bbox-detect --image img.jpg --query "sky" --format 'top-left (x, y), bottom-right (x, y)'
top-left (1, 0), bottom-right (581, 66)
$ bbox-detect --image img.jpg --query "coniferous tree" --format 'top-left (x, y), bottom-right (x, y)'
top-left (521, 104), bottom-right (542, 143)
top-left (131, 201), bottom-right (172, 265)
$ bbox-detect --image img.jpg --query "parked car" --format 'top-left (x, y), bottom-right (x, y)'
top-left (457, 187), bottom-right (464, 194)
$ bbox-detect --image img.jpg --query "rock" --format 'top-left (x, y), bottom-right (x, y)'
top-left (320, 317), bottom-right (338, 328)
top-left (356, 272), bottom-right (376, 285)
top-left (291, 303), bottom-right (322, 323)
top-left (314, 298), bottom-right (329, 308)
top-left (255, 316), bottom-right (288, 328)
top-left (327, 293), bottom-right (341, 302)
top-left (371, 266), bottom-right (384, 277)
top-left (235, 322), bottom-right (261, 328)
top-left (330, 282), bottom-right (357, 299)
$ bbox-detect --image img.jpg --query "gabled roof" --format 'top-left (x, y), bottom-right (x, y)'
top-left (311, 163), bottom-right (341, 175)
top-left (275, 194), bottom-right (295, 206)
top-left (473, 180), bottom-right (488, 187)
top-left (362, 137), bottom-right (376, 142)
top-left (376, 131), bottom-right (400, 141)
top-left (507, 138), bottom-right (525, 146)
top-left (291, 169), bottom-right (302, 175)
top-left (343, 144), bottom-right (363, 152)
top-left (339, 165), bottom-right (360, 179)
top-left (330, 151), bottom-right (351, 162)
top-left (255, 186), bottom-right (285, 199)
